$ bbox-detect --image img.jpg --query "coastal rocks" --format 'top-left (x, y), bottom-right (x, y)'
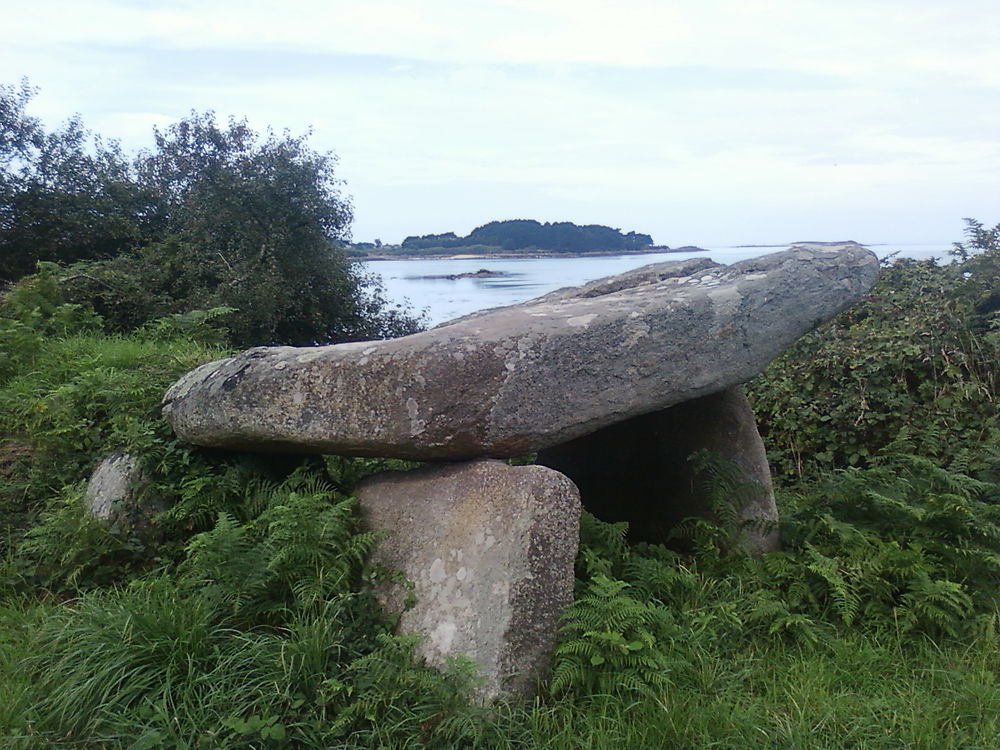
top-left (538, 385), bottom-right (779, 555)
top-left (413, 268), bottom-right (508, 280)
top-left (356, 459), bottom-right (581, 702)
top-left (162, 243), bottom-right (880, 460)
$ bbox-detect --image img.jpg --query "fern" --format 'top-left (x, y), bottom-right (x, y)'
top-left (668, 449), bottom-right (776, 562)
top-left (576, 511), bottom-right (629, 580)
top-left (897, 575), bottom-right (974, 637)
top-left (177, 471), bottom-right (376, 628)
top-left (745, 593), bottom-right (825, 645)
top-left (688, 449), bottom-right (747, 532)
top-left (767, 449), bottom-right (1000, 636)
top-left (551, 575), bottom-right (673, 697)
top-left (801, 544), bottom-right (862, 626)
top-left (178, 511), bottom-right (270, 624)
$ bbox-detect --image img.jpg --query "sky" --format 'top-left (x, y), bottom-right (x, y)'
top-left (4, 0), bottom-right (1000, 247)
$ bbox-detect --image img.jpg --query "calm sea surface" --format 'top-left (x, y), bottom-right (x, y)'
top-left (363, 244), bottom-right (950, 327)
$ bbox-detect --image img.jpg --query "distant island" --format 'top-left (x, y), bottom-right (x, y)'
top-left (346, 219), bottom-right (707, 260)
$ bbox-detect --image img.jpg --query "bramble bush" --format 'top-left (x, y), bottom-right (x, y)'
top-left (748, 219), bottom-right (1000, 483)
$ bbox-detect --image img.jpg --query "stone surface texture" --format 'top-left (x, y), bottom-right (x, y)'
top-left (356, 459), bottom-right (581, 702)
top-left (162, 243), bottom-right (880, 460)
top-left (538, 385), bottom-right (780, 555)
top-left (85, 452), bottom-right (159, 531)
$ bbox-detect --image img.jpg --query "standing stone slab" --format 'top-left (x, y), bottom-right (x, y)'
top-left (538, 386), bottom-right (779, 554)
top-left (162, 244), bottom-right (880, 460)
top-left (356, 459), bottom-right (581, 702)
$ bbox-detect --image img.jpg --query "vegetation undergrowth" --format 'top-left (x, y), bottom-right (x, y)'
top-left (749, 219), bottom-right (1000, 484)
top-left (1, 298), bottom-right (998, 748)
top-left (2, 142), bottom-right (1000, 746)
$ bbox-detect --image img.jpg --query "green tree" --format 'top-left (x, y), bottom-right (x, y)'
top-left (952, 217), bottom-right (1000, 328)
top-left (1, 83), bottom-right (419, 346)
top-left (0, 78), bottom-right (41, 167)
top-left (0, 80), bottom-right (153, 281)
top-left (129, 112), bottom-right (415, 346)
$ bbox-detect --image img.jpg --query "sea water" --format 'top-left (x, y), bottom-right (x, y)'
top-left (362, 244), bottom-right (951, 327)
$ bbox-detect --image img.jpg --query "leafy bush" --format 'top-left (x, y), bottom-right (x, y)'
top-left (749, 222), bottom-right (1000, 483)
top-left (553, 446), bottom-right (1000, 699)
top-left (1, 81), bottom-right (420, 347)
top-left (0, 271), bottom-right (226, 580)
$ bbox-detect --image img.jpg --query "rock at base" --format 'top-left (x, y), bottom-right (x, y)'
top-left (538, 386), bottom-right (779, 555)
top-left (85, 453), bottom-right (160, 533)
top-left (356, 459), bottom-right (581, 702)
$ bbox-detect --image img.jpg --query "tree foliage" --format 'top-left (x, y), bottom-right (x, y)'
top-left (0, 81), bottom-right (419, 347)
top-left (0, 80), bottom-right (153, 280)
top-left (402, 218), bottom-right (654, 253)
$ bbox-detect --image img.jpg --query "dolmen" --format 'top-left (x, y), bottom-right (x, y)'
top-left (163, 242), bottom-right (880, 700)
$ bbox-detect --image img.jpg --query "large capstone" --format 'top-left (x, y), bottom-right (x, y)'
top-left (162, 243), bottom-right (879, 460)
top-left (356, 459), bottom-right (581, 702)
top-left (538, 385), bottom-right (779, 555)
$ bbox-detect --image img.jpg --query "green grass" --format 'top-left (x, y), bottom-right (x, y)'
top-left (510, 633), bottom-right (1000, 749)
top-left (3, 259), bottom-right (1000, 748)
top-left (0, 598), bottom-right (50, 748)
top-left (4, 595), bottom-right (1000, 748)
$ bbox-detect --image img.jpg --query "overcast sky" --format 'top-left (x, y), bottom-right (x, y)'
top-left (5, 0), bottom-right (999, 246)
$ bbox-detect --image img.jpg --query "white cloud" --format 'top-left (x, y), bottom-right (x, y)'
top-left (3, 0), bottom-right (999, 245)
top-left (9, 0), bottom-right (1000, 77)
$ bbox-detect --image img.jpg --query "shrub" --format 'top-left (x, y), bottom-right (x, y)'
top-left (2, 81), bottom-right (420, 347)
top-left (749, 223), bottom-right (1000, 483)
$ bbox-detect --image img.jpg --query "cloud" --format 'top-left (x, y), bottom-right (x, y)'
top-left (9, 0), bottom-right (1000, 76)
top-left (3, 0), bottom-right (999, 245)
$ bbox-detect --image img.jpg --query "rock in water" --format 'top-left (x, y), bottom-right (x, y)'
top-left (356, 459), bottom-right (581, 701)
top-left (162, 243), bottom-right (879, 459)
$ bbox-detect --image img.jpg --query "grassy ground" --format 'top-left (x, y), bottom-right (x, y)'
top-left (3, 597), bottom-right (1000, 748)
top-left (3, 256), bottom-right (1000, 748)
top-left (526, 634), bottom-right (1000, 749)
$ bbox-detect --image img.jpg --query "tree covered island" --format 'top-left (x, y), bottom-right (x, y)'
top-left (349, 219), bottom-right (707, 258)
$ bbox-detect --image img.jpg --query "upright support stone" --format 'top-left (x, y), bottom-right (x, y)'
top-left (356, 459), bottom-right (581, 702)
top-left (538, 385), bottom-right (779, 555)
